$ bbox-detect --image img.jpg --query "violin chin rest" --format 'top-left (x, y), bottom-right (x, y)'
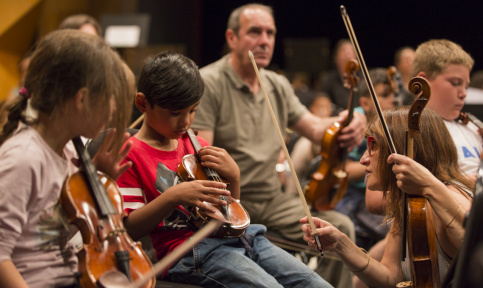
top-left (97, 270), bottom-right (131, 288)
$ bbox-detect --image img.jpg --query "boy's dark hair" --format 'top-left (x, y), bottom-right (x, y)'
top-left (137, 51), bottom-right (204, 110)
top-left (359, 68), bottom-right (390, 98)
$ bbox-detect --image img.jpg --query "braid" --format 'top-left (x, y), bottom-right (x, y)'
top-left (0, 95), bottom-right (32, 145)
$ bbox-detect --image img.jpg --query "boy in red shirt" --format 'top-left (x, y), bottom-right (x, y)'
top-left (117, 51), bottom-right (331, 287)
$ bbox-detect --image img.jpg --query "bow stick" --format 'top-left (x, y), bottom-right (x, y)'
top-left (125, 220), bottom-right (222, 288)
top-left (249, 50), bottom-right (324, 257)
top-left (340, 5), bottom-right (397, 154)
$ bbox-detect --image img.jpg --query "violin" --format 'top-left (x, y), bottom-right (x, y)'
top-left (304, 59), bottom-right (360, 211)
top-left (457, 112), bottom-right (483, 129)
top-left (60, 137), bottom-right (155, 288)
top-left (177, 129), bottom-right (250, 238)
top-left (387, 66), bottom-right (403, 107)
top-left (402, 77), bottom-right (440, 287)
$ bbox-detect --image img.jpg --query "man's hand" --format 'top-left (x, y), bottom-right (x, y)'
top-left (338, 111), bottom-right (366, 151)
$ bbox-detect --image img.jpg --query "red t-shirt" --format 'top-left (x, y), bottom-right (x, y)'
top-left (117, 134), bottom-right (210, 274)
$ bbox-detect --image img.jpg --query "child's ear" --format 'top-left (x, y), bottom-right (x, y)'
top-left (416, 72), bottom-right (428, 79)
top-left (135, 92), bottom-right (148, 113)
top-left (75, 87), bottom-right (89, 110)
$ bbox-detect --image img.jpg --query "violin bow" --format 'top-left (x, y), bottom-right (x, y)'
top-left (340, 5), bottom-right (397, 154)
top-left (126, 220), bottom-right (222, 288)
top-left (248, 51), bottom-right (324, 257)
top-left (129, 114), bottom-right (145, 129)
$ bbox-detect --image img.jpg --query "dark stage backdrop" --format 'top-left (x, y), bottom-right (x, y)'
top-left (139, 0), bottom-right (483, 77)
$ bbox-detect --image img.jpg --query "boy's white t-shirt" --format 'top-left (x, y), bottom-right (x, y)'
top-left (444, 120), bottom-right (483, 175)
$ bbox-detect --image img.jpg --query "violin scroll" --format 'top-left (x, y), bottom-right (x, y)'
top-left (407, 77), bottom-right (431, 132)
top-left (343, 59), bottom-right (360, 90)
top-left (408, 77), bottom-right (430, 98)
top-left (386, 66), bottom-right (400, 94)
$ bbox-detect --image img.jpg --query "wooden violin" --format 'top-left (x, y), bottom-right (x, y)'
top-left (60, 137), bottom-right (155, 288)
top-left (387, 66), bottom-right (403, 107)
top-left (304, 59), bottom-right (360, 211)
top-left (177, 129), bottom-right (250, 238)
top-left (402, 77), bottom-right (440, 288)
top-left (457, 112), bottom-right (483, 129)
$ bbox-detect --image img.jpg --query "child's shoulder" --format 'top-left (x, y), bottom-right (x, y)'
top-left (126, 135), bottom-right (157, 156)
top-left (0, 126), bottom-right (62, 171)
top-left (1, 126), bottom-right (43, 154)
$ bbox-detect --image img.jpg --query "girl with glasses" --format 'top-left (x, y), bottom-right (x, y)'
top-left (301, 106), bottom-right (473, 287)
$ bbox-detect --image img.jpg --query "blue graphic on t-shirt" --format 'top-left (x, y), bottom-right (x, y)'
top-left (462, 146), bottom-right (480, 158)
top-left (159, 176), bottom-right (168, 185)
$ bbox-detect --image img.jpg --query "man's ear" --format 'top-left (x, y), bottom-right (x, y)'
top-left (75, 87), bottom-right (89, 110)
top-left (225, 29), bottom-right (237, 50)
top-left (135, 92), bottom-right (148, 113)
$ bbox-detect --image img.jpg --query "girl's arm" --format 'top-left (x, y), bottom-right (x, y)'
top-left (0, 260), bottom-right (29, 288)
top-left (388, 154), bottom-right (472, 254)
top-left (301, 217), bottom-right (403, 287)
top-left (425, 184), bottom-right (470, 256)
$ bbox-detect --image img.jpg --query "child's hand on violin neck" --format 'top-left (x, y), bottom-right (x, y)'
top-left (198, 146), bottom-right (240, 183)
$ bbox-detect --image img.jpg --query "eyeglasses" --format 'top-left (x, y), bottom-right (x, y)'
top-left (367, 136), bottom-right (378, 157)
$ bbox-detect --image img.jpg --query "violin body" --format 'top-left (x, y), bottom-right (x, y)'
top-left (61, 172), bottom-right (155, 288)
top-left (304, 59), bottom-right (359, 211)
top-left (60, 137), bottom-right (154, 288)
top-left (304, 122), bottom-right (348, 210)
top-left (177, 152), bottom-right (250, 238)
top-left (406, 196), bottom-right (440, 287)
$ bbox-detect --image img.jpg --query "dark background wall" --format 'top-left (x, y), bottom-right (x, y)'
top-left (138, 0), bottom-right (483, 79)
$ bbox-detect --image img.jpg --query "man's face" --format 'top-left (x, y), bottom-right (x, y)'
top-left (228, 7), bottom-right (276, 69)
top-left (396, 49), bottom-right (415, 76)
top-left (335, 43), bottom-right (356, 75)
